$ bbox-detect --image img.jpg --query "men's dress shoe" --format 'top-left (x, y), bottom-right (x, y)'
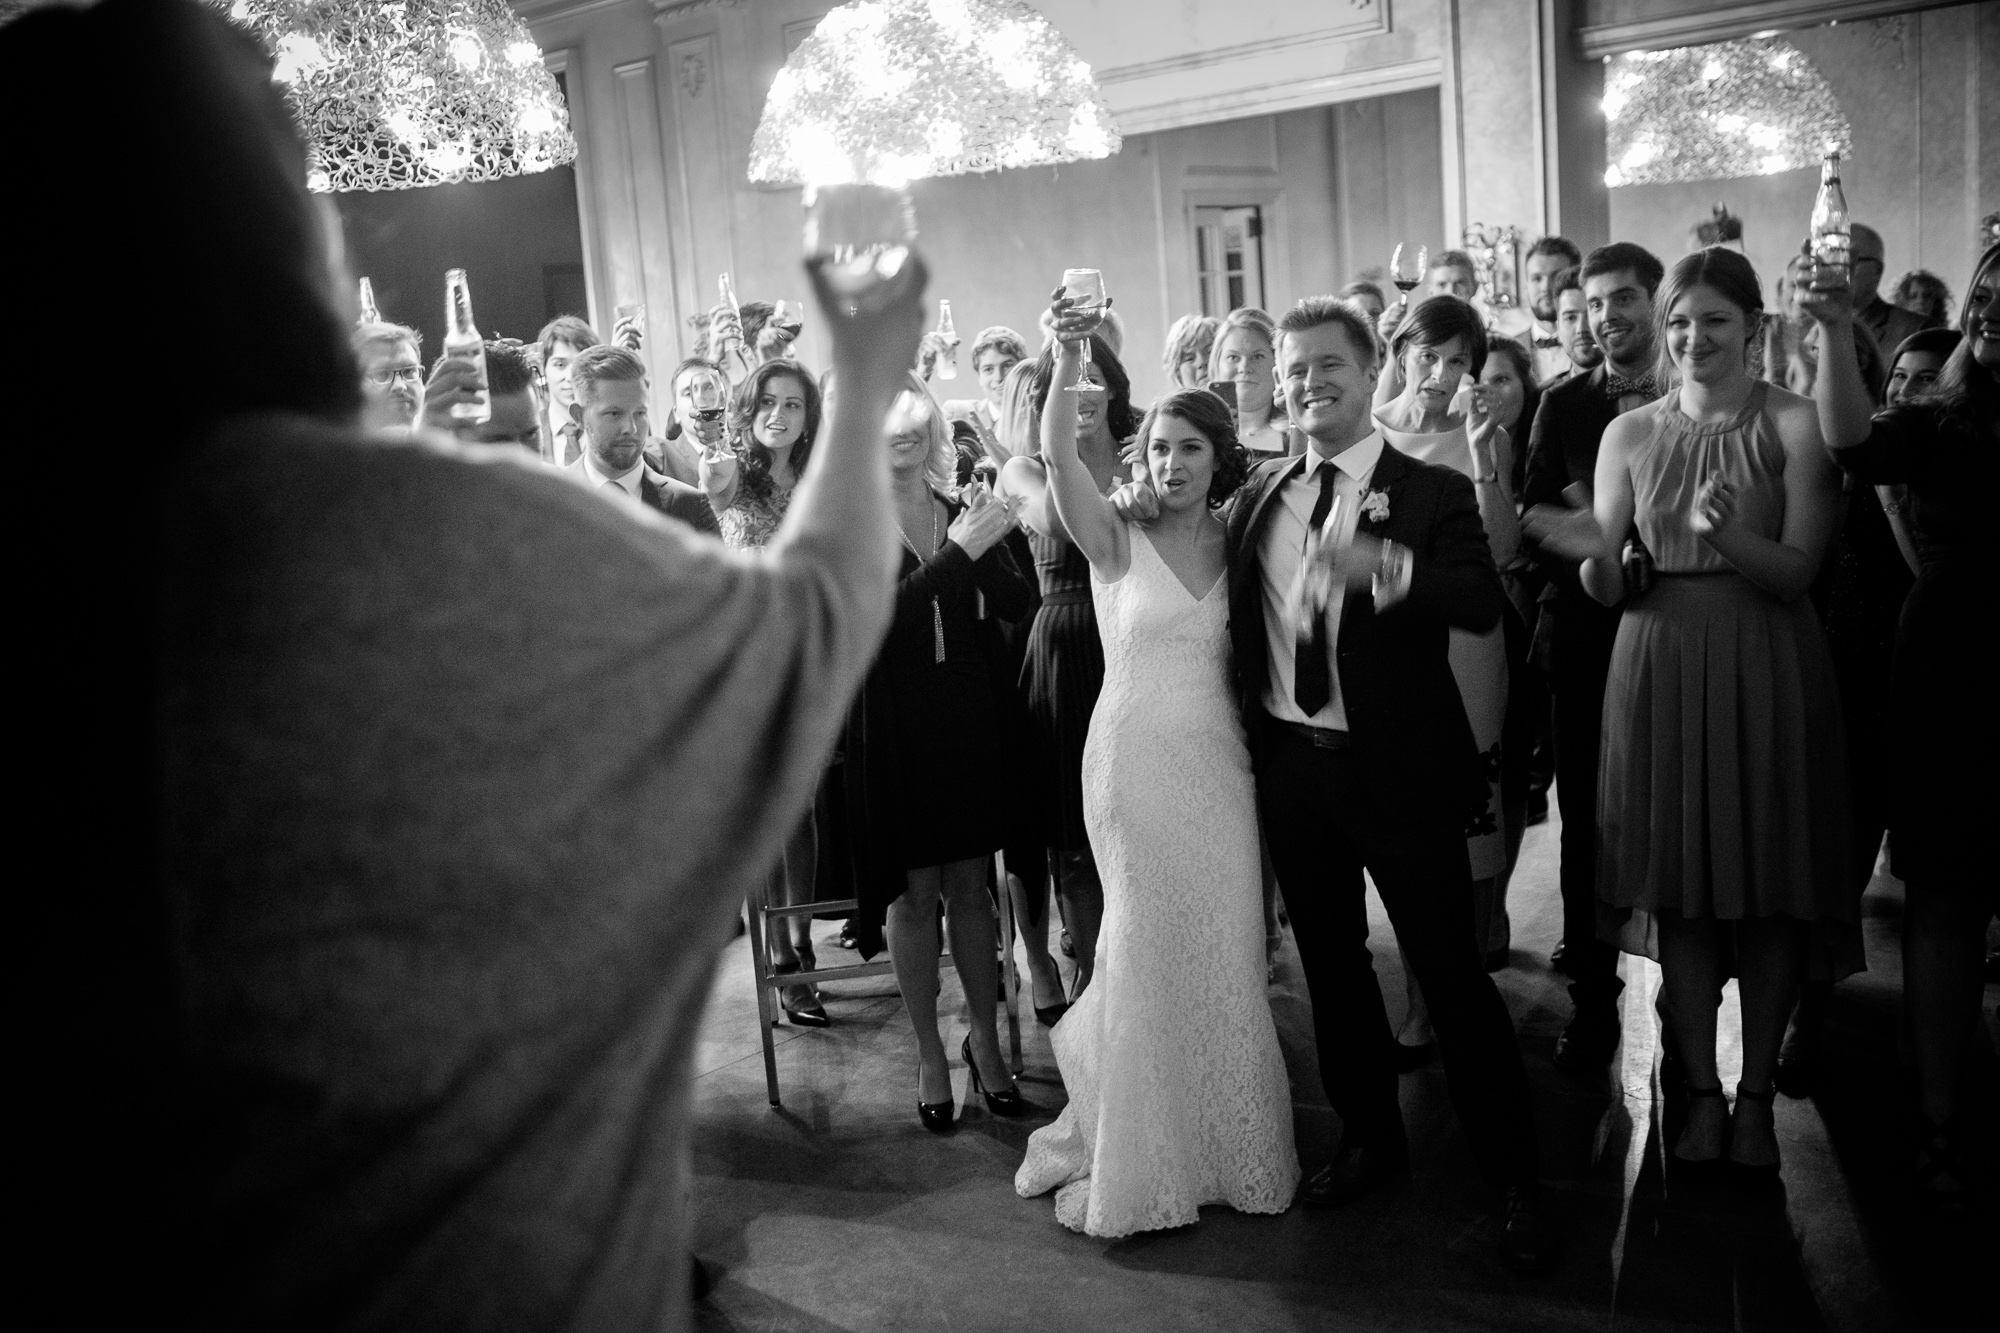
top-left (1301, 1142), bottom-right (1409, 1206)
top-left (1499, 1186), bottom-right (1556, 1273)
top-left (1553, 1005), bottom-right (1620, 1070)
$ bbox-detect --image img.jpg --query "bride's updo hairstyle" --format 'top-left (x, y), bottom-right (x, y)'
top-left (1136, 389), bottom-right (1250, 508)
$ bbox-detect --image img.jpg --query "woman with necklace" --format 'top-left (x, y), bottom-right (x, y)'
top-left (1538, 246), bottom-right (1852, 1173)
top-left (837, 379), bottom-right (1035, 1131)
top-left (998, 335), bottom-right (1142, 1001)
top-left (1369, 297), bottom-right (1519, 1060)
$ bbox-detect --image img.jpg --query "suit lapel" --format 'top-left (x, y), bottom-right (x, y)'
top-left (1229, 454), bottom-right (1307, 602)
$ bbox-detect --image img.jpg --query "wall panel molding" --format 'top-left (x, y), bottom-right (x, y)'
top-left (660, 30), bottom-right (736, 351)
top-left (610, 58), bottom-right (683, 387)
top-left (1576, 0), bottom-right (1959, 59)
top-left (541, 46), bottom-right (605, 335)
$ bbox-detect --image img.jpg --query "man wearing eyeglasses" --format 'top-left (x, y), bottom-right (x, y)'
top-left (353, 322), bottom-right (425, 435)
top-left (1849, 224), bottom-right (1924, 356)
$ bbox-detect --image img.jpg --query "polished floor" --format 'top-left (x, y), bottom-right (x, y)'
top-left (690, 795), bottom-right (1997, 1332)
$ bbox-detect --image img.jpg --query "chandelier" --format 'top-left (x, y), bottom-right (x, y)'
top-left (214, 0), bottom-right (577, 193)
top-left (747, 0), bottom-right (1120, 188)
top-left (1601, 37), bottom-right (1849, 187)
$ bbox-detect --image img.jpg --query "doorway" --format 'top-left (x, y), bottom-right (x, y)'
top-left (1193, 205), bottom-right (1266, 316)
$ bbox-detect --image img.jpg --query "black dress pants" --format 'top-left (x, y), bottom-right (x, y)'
top-left (1549, 596), bottom-right (1623, 1009)
top-left (1255, 715), bottom-right (1538, 1188)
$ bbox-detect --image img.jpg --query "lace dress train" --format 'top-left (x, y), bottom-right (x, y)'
top-left (1015, 528), bottom-right (1298, 1237)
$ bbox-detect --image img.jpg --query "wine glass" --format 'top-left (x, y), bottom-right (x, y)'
top-left (1061, 268), bottom-right (1106, 393)
top-left (1389, 243), bottom-right (1426, 313)
top-left (803, 183), bottom-right (918, 317)
top-left (614, 300), bottom-right (646, 352)
top-left (769, 298), bottom-right (805, 339)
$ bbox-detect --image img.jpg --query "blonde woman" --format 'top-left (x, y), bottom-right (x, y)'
top-left (836, 378), bottom-right (1037, 1130)
top-left (1161, 313), bottom-right (1219, 391)
top-left (1208, 306), bottom-right (1295, 457)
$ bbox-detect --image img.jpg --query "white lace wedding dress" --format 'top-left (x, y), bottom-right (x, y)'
top-left (1015, 526), bottom-right (1299, 1236)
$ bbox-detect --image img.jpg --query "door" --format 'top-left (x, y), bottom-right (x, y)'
top-left (1193, 205), bottom-right (1266, 316)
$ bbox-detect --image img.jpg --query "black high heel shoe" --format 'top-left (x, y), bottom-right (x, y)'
top-left (917, 1096), bottom-right (955, 1133)
top-left (772, 963), bottom-right (829, 1028)
top-left (1728, 1084), bottom-right (1780, 1177)
top-left (962, 1036), bottom-right (1025, 1116)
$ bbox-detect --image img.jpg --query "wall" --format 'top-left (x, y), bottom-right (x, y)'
top-left (1331, 90), bottom-right (1448, 289)
top-left (515, 0), bottom-right (1516, 408)
top-left (334, 164), bottom-right (587, 355)
top-left (1607, 4), bottom-right (1997, 308)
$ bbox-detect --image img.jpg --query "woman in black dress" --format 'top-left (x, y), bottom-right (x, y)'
top-left (1782, 330), bottom-right (1944, 1092)
top-left (997, 335), bottom-right (1141, 998)
top-left (1804, 246), bottom-right (1997, 1207)
top-left (842, 381), bottom-right (1036, 1131)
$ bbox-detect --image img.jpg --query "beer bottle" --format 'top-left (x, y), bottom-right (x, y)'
top-left (1810, 151), bottom-right (1850, 278)
top-left (443, 268), bottom-right (491, 423)
top-left (934, 298), bottom-right (959, 380)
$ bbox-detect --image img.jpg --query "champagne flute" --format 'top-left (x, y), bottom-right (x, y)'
top-left (1061, 268), bottom-right (1106, 393)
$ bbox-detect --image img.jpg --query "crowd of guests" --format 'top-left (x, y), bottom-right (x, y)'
top-left (347, 216), bottom-right (1994, 1213)
top-left (22, 0), bottom-right (1990, 1322)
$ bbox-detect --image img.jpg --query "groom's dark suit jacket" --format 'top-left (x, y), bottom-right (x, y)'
top-left (1224, 442), bottom-right (1505, 818)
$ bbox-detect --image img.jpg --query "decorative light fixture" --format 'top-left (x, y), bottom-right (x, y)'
top-left (747, 0), bottom-right (1120, 188)
top-left (1601, 37), bottom-right (1850, 188)
top-left (213, 0), bottom-right (577, 193)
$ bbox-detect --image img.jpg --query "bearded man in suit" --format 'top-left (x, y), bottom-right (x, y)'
top-left (565, 344), bottom-right (721, 537)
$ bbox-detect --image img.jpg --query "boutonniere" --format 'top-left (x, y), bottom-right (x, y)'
top-left (1360, 489), bottom-right (1391, 524)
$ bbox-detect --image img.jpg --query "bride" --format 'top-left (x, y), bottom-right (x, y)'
top-left (1014, 286), bottom-right (1299, 1236)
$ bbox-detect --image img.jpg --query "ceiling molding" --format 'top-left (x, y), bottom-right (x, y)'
top-left (651, 0), bottom-right (747, 18)
top-left (513, 0), bottom-right (637, 25)
top-left (1575, 0), bottom-right (1958, 60)
top-left (1095, 5), bottom-right (1389, 85)
top-left (1111, 56), bottom-right (1442, 138)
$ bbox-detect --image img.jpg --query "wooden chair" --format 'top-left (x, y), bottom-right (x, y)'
top-left (745, 850), bottom-right (1024, 1107)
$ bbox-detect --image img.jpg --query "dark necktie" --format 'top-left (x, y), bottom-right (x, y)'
top-left (1293, 463), bottom-right (1339, 718)
top-left (563, 424), bottom-right (583, 466)
top-left (1533, 335), bottom-right (1561, 349)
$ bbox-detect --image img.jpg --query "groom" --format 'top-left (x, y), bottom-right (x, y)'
top-left (1234, 298), bottom-right (1550, 1270)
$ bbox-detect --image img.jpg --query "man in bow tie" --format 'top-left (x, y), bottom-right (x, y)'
top-left (1520, 242), bottom-right (1665, 1070)
top-left (1516, 236), bottom-right (1583, 384)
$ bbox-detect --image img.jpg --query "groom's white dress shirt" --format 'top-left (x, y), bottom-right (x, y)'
top-left (1257, 431), bottom-right (1403, 732)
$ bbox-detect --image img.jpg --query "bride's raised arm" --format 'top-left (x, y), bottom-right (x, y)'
top-left (1042, 293), bottom-right (1130, 582)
